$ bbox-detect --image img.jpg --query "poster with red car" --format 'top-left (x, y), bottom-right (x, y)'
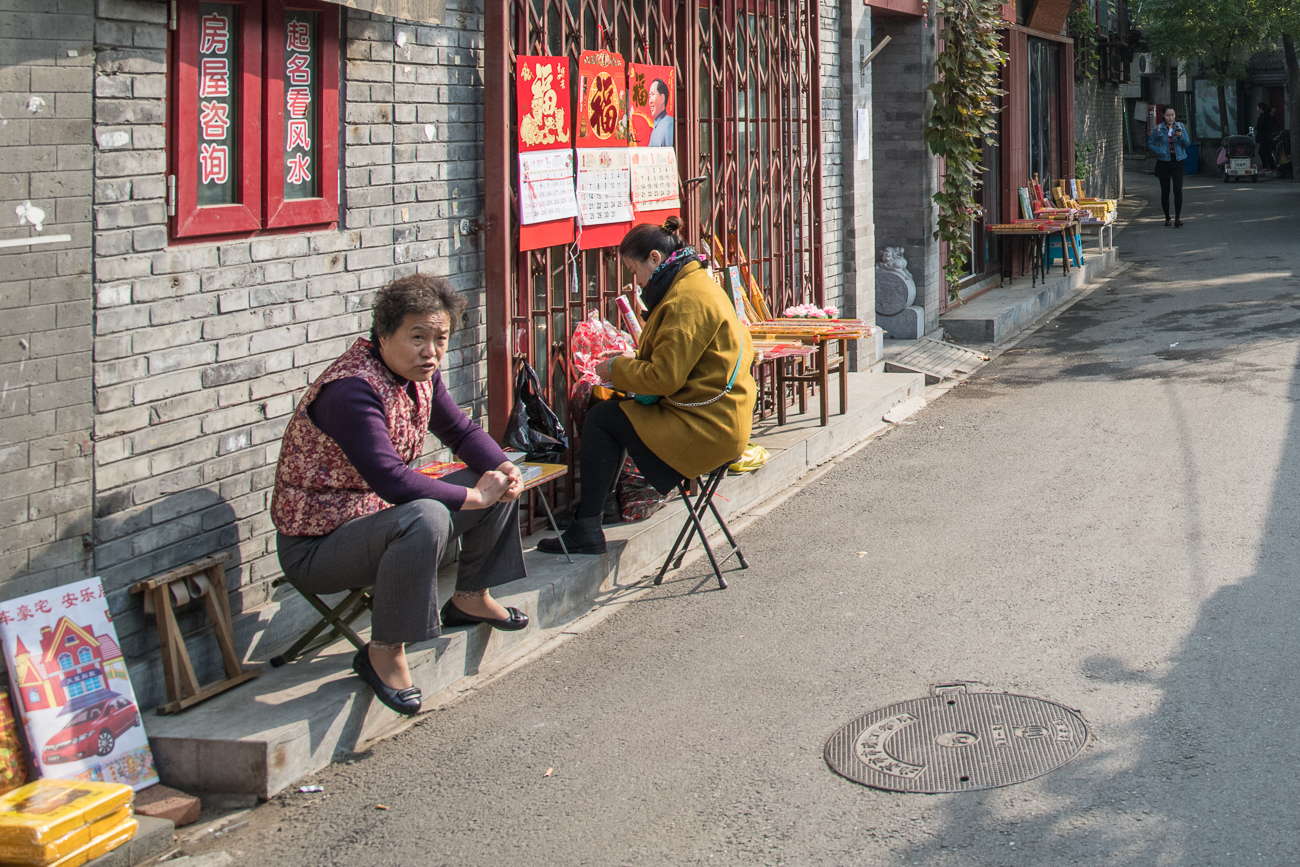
top-left (0, 578), bottom-right (158, 791)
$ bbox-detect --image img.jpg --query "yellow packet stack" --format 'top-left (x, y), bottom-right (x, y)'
top-left (0, 780), bottom-right (133, 866)
top-left (46, 817), bottom-right (138, 867)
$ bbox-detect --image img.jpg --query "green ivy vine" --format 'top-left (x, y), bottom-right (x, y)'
top-left (1068, 0), bottom-right (1100, 79)
top-left (1074, 140), bottom-right (1096, 180)
top-left (925, 0), bottom-right (1008, 297)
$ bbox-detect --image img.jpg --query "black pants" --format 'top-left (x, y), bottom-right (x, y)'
top-left (1154, 158), bottom-right (1184, 219)
top-left (1258, 139), bottom-right (1276, 170)
top-left (575, 400), bottom-right (683, 520)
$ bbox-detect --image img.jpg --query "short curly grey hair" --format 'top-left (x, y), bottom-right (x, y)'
top-left (370, 274), bottom-right (467, 343)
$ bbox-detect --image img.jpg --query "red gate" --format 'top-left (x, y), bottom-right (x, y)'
top-left (484, 0), bottom-right (823, 509)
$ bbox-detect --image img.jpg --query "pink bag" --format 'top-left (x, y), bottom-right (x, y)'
top-left (1216, 146), bottom-right (1227, 166)
top-left (568, 311), bottom-right (636, 426)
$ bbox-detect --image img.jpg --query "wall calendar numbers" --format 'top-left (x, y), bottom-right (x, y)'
top-left (630, 147), bottom-right (679, 211)
top-left (518, 150), bottom-right (579, 225)
top-left (575, 147), bottom-right (633, 226)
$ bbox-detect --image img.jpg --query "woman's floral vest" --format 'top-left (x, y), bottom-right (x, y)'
top-left (271, 338), bottom-right (433, 536)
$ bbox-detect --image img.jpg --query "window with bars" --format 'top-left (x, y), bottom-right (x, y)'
top-left (170, 0), bottom-right (340, 240)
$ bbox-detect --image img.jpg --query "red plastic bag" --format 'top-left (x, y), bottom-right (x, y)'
top-left (568, 310), bottom-right (637, 430)
top-left (616, 457), bottom-right (666, 522)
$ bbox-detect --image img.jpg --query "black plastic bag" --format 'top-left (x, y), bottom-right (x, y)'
top-left (503, 361), bottom-right (569, 462)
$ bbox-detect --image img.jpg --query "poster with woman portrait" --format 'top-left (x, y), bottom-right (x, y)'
top-left (628, 64), bottom-right (674, 148)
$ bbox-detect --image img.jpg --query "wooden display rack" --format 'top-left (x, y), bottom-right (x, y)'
top-left (130, 552), bottom-right (260, 715)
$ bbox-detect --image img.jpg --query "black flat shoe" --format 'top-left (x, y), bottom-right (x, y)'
top-left (440, 598), bottom-right (529, 631)
top-left (1165, 218), bottom-right (1172, 226)
top-left (352, 645), bottom-right (422, 716)
top-left (1174, 219), bottom-right (1183, 228)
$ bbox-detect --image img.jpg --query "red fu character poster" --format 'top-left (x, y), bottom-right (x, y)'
top-left (576, 50), bottom-right (631, 249)
top-left (517, 56), bottom-right (575, 251)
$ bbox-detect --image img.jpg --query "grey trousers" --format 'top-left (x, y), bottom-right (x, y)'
top-left (276, 473), bottom-right (526, 644)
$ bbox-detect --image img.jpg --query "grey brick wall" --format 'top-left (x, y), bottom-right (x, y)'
top-left (871, 15), bottom-right (942, 334)
top-left (819, 0), bottom-right (844, 319)
top-left (1075, 77), bottom-right (1124, 201)
top-left (0, 0), bottom-right (97, 600)
top-left (835, 0), bottom-right (876, 368)
top-left (90, 0), bottom-right (488, 706)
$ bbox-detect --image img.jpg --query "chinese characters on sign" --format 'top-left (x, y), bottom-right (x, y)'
top-left (575, 148), bottom-right (633, 227)
top-left (517, 57), bottom-right (571, 152)
top-left (283, 12), bottom-right (317, 199)
top-left (576, 51), bottom-right (627, 149)
top-left (518, 150), bottom-right (579, 224)
top-left (516, 56), bottom-right (577, 250)
top-left (196, 3), bottom-right (237, 205)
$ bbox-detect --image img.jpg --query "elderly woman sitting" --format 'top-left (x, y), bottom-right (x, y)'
top-left (272, 274), bottom-right (527, 717)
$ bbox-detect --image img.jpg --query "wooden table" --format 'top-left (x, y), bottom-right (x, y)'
top-left (747, 320), bottom-right (875, 426)
top-left (521, 462), bottom-right (571, 562)
top-left (985, 220), bottom-right (1079, 287)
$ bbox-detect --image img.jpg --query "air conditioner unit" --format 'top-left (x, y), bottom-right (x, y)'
top-left (1136, 53), bottom-right (1153, 75)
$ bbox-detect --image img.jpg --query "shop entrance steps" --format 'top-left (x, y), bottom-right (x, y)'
top-left (884, 337), bottom-right (989, 384)
top-left (142, 370), bottom-right (924, 799)
top-left (939, 245), bottom-right (1119, 345)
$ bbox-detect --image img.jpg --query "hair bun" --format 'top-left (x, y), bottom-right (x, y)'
top-left (661, 215), bottom-right (684, 237)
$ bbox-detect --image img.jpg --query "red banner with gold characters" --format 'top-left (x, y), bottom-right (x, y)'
top-left (576, 50), bottom-right (627, 149)
top-left (516, 56), bottom-right (571, 153)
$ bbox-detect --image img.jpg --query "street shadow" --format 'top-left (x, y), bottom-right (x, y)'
top-left (888, 176), bottom-right (1300, 866)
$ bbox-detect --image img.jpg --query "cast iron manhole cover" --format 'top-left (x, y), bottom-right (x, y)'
top-left (825, 683), bottom-right (1089, 793)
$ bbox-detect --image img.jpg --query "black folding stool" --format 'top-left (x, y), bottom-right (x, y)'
top-left (654, 462), bottom-right (749, 589)
top-left (269, 578), bottom-right (374, 667)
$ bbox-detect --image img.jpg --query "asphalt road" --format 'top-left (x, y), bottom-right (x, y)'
top-left (193, 172), bottom-right (1300, 866)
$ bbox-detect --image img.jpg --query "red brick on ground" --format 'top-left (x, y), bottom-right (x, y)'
top-left (135, 784), bottom-right (201, 827)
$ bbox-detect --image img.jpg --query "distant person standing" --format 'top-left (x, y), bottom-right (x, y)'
top-left (647, 79), bottom-right (674, 148)
top-left (1255, 102), bottom-right (1275, 170)
top-left (1147, 107), bottom-right (1190, 228)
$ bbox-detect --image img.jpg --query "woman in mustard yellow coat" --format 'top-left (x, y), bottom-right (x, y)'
top-left (539, 217), bottom-right (756, 555)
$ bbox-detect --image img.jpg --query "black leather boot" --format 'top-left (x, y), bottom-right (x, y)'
top-left (538, 516), bottom-right (606, 555)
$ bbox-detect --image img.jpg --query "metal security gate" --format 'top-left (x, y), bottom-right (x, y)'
top-left (484, 0), bottom-right (823, 499)
top-left (697, 0), bottom-right (823, 318)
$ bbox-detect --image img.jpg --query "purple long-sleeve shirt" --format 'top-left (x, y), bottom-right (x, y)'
top-left (307, 352), bottom-right (507, 511)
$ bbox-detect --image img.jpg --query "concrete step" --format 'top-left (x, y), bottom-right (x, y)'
top-left (939, 246), bottom-right (1119, 345)
top-left (142, 371), bottom-right (924, 799)
top-left (89, 816), bottom-right (175, 867)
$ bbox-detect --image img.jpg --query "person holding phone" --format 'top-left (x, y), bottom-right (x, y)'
top-left (1147, 107), bottom-right (1190, 227)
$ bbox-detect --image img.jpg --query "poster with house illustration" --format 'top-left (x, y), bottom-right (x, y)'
top-left (0, 577), bottom-right (158, 791)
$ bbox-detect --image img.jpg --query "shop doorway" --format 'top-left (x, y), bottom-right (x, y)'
top-left (1027, 37), bottom-right (1061, 186)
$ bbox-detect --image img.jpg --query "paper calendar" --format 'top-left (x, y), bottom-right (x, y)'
top-left (575, 147), bottom-right (633, 227)
top-left (518, 150), bottom-right (579, 225)
top-left (630, 147), bottom-right (679, 211)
